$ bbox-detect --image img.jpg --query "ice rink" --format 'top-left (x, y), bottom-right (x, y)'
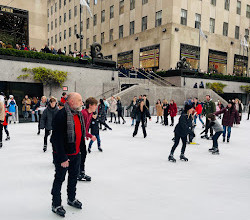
top-left (0, 114), bottom-right (249, 220)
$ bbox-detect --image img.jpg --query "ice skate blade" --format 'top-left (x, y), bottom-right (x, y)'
top-left (180, 159), bottom-right (188, 162)
top-left (168, 159), bottom-right (176, 163)
top-left (52, 210), bottom-right (65, 218)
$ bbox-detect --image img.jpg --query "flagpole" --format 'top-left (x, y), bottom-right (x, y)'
top-left (80, 3), bottom-right (82, 52)
top-left (198, 27), bottom-right (201, 72)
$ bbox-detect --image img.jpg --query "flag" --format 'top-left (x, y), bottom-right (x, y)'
top-left (199, 27), bottom-right (208, 42)
top-left (241, 36), bottom-right (249, 51)
top-left (80, 0), bottom-right (93, 18)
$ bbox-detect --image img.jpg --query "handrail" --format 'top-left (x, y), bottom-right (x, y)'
top-left (136, 70), bottom-right (162, 86)
top-left (118, 70), bottom-right (130, 78)
top-left (95, 87), bottom-right (119, 99)
top-left (149, 71), bottom-right (175, 86)
top-left (145, 71), bottom-right (170, 87)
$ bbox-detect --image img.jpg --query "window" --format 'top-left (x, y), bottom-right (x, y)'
top-left (59, 16), bottom-right (62, 25)
top-left (55, 34), bottom-right (57, 43)
top-left (224, 0), bottom-right (230, 11)
top-left (80, 21), bottom-right (83, 32)
top-left (237, 1), bottom-right (241, 15)
top-left (130, 21), bottom-right (135, 35)
top-left (223, 22), bottom-right (228, 36)
top-left (142, 0), bottom-right (148, 5)
top-left (87, 18), bottom-right (89, 29)
top-left (142, 16), bottom-right (147, 31)
top-left (245, 29), bottom-right (249, 41)
top-left (235, 26), bottom-right (240, 39)
top-left (109, 29), bottom-right (113, 41)
top-left (69, 9), bottom-right (71, 20)
top-left (69, 27), bottom-right (71, 37)
top-left (55, 19), bottom-right (57, 28)
top-left (59, 0), bottom-right (61, 9)
top-left (93, 35), bottom-right (96, 43)
top-left (51, 6), bottom-right (53, 15)
top-left (119, 0), bottom-right (124, 15)
top-left (209, 18), bottom-right (215, 33)
top-left (64, 13), bottom-right (66, 22)
top-left (64, 46), bottom-right (66, 53)
top-left (47, 24), bottom-right (49, 32)
top-left (64, 30), bottom-right (66, 39)
top-left (110, 5), bottom-right (114, 18)
top-left (51, 37), bottom-right (53, 45)
top-left (59, 32), bottom-right (62, 41)
top-left (101, 10), bottom-right (105, 22)
top-left (74, 24), bottom-right (77, 35)
top-left (93, 14), bottom-right (97, 26)
top-left (74, 6), bottom-right (77, 17)
top-left (64, 0), bottom-right (66, 6)
top-left (195, 13), bottom-right (201, 29)
top-left (181, 9), bottom-right (187, 25)
top-left (48, 38), bottom-right (49, 46)
top-left (101, 32), bottom-right (105, 44)
top-left (211, 0), bottom-right (216, 6)
top-left (51, 21), bottom-right (53, 30)
top-left (86, 38), bottom-right (89, 49)
top-left (47, 9), bottom-right (49, 17)
top-left (55, 2), bottom-right (57, 12)
top-left (247, 5), bottom-right (250, 18)
top-left (119, 25), bottom-right (123, 39)
top-left (69, 45), bottom-right (71, 52)
top-left (74, 43), bottom-right (77, 51)
top-left (94, 0), bottom-right (97, 5)
top-left (154, 11), bottom-right (162, 28)
top-left (130, 0), bottom-right (135, 10)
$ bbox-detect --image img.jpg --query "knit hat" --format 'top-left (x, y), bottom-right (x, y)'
top-left (184, 104), bottom-right (193, 112)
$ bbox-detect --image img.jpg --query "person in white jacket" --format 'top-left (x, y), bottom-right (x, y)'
top-left (109, 96), bottom-right (117, 123)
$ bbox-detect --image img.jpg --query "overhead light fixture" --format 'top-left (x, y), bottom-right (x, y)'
top-left (175, 27), bottom-right (179, 32)
top-left (135, 37), bottom-right (138, 41)
top-left (162, 28), bottom-right (167, 33)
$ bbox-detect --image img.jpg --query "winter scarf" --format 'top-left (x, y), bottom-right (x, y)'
top-left (64, 102), bottom-right (85, 144)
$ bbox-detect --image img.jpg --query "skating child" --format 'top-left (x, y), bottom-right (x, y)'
top-left (3, 109), bottom-right (11, 141)
top-left (168, 104), bottom-right (195, 162)
top-left (88, 112), bottom-right (102, 153)
top-left (200, 113), bottom-right (223, 154)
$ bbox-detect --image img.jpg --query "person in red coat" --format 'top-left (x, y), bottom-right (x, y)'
top-left (60, 92), bottom-right (67, 104)
top-left (193, 98), bottom-right (205, 127)
top-left (214, 101), bottom-right (240, 143)
top-left (3, 109), bottom-right (11, 141)
top-left (169, 100), bottom-right (177, 126)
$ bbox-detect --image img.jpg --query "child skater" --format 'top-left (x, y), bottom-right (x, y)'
top-left (88, 112), bottom-right (102, 153)
top-left (168, 104), bottom-right (195, 162)
top-left (3, 108), bottom-right (12, 141)
top-left (200, 113), bottom-right (224, 154)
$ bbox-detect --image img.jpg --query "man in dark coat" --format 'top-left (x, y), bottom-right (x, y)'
top-left (214, 101), bottom-right (240, 142)
top-left (202, 95), bottom-right (216, 139)
top-left (50, 93), bottom-right (85, 217)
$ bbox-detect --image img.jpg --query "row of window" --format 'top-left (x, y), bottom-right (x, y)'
top-left (181, 9), bottom-right (250, 39)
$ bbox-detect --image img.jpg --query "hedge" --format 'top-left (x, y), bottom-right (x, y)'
top-left (0, 48), bottom-right (91, 65)
top-left (156, 70), bottom-right (250, 83)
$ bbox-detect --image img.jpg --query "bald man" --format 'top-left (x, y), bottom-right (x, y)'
top-left (51, 92), bottom-right (85, 217)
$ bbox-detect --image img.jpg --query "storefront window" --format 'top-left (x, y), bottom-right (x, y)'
top-left (139, 45), bottom-right (160, 70)
top-left (208, 50), bottom-right (227, 74)
top-left (118, 51), bottom-right (133, 68)
top-left (180, 44), bottom-right (200, 70)
top-left (234, 55), bottom-right (248, 76)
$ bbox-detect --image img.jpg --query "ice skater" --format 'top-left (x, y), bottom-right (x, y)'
top-left (200, 113), bottom-right (224, 154)
top-left (132, 100), bottom-right (151, 138)
top-left (116, 96), bottom-right (126, 124)
top-left (109, 96), bottom-right (117, 123)
top-left (155, 99), bottom-right (163, 124)
top-left (98, 99), bottom-right (112, 131)
top-left (168, 104), bottom-right (195, 162)
top-left (169, 99), bottom-right (177, 126)
top-left (126, 96), bottom-right (138, 126)
top-left (162, 99), bottom-right (169, 126)
top-left (3, 108), bottom-right (11, 141)
top-left (0, 100), bottom-right (5, 148)
top-left (40, 97), bottom-right (59, 152)
top-left (88, 112), bottom-right (103, 153)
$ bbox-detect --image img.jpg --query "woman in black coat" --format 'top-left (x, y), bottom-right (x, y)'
top-left (168, 104), bottom-right (195, 162)
top-left (98, 99), bottom-right (112, 131)
top-left (126, 96), bottom-right (138, 126)
top-left (162, 99), bottom-right (170, 126)
top-left (116, 96), bottom-right (126, 124)
top-left (132, 100), bottom-right (151, 138)
top-left (40, 97), bottom-right (59, 152)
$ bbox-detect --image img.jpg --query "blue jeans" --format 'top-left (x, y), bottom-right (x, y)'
top-left (223, 126), bottom-right (231, 139)
top-left (31, 111), bottom-right (38, 122)
top-left (212, 131), bottom-right (223, 149)
top-left (131, 118), bottom-right (135, 125)
top-left (89, 134), bottom-right (101, 149)
top-left (194, 114), bottom-right (204, 125)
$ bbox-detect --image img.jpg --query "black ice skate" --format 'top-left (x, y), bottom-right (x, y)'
top-left (98, 147), bottom-right (103, 152)
top-left (201, 134), bottom-right (209, 139)
top-left (52, 205), bottom-right (66, 217)
top-left (168, 154), bottom-right (176, 162)
top-left (88, 148), bottom-right (91, 153)
top-left (212, 148), bottom-right (220, 155)
top-left (0, 142), bottom-right (2, 148)
top-left (180, 154), bottom-right (188, 161)
top-left (208, 147), bottom-right (215, 152)
top-left (67, 199), bottom-right (82, 209)
top-left (223, 137), bottom-right (225, 142)
top-left (78, 172), bottom-right (91, 181)
top-left (227, 138), bottom-right (230, 143)
top-left (123, 121), bottom-right (126, 124)
top-left (102, 128), bottom-right (107, 131)
top-left (43, 145), bottom-right (47, 152)
top-left (5, 136), bottom-right (10, 141)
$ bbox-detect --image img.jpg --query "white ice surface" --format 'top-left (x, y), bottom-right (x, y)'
top-left (0, 115), bottom-right (249, 220)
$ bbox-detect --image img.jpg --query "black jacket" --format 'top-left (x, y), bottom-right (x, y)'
top-left (134, 105), bottom-right (151, 122)
top-left (126, 101), bottom-right (138, 118)
top-left (163, 104), bottom-right (169, 115)
top-left (50, 108), bottom-right (86, 163)
top-left (117, 100), bottom-right (123, 112)
top-left (174, 113), bottom-right (194, 137)
top-left (40, 105), bottom-right (59, 130)
top-left (98, 103), bottom-right (106, 123)
top-left (89, 117), bottom-right (99, 135)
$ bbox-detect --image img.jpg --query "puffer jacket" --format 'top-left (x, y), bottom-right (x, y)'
top-left (40, 105), bottom-right (59, 130)
top-left (214, 106), bottom-right (240, 127)
top-left (98, 103), bottom-right (106, 123)
top-left (174, 112), bottom-right (194, 137)
top-left (169, 103), bottom-right (177, 117)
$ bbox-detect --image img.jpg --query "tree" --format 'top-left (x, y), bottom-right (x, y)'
top-left (206, 82), bottom-right (227, 94)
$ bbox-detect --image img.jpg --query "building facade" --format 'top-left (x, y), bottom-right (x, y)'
top-left (47, 0), bottom-right (250, 75)
top-left (0, 0), bottom-right (47, 50)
